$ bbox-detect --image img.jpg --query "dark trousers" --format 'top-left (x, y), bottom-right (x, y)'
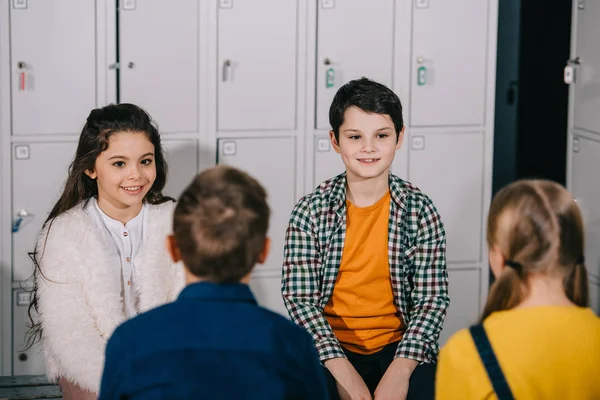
top-left (323, 342), bottom-right (436, 400)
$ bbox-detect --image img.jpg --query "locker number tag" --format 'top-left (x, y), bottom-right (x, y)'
top-left (14, 145), bottom-right (30, 160)
top-left (573, 138), bottom-right (580, 153)
top-left (411, 136), bottom-right (425, 150)
top-left (326, 68), bottom-right (335, 88)
top-left (564, 65), bottom-right (575, 84)
top-left (12, 0), bottom-right (27, 9)
top-left (222, 141), bottom-right (236, 156)
top-left (122, 0), bottom-right (136, 10)
top-left (17, 291), bottom-right (32, 306)
top-left (322, 0), bottom-right (335, 9)
top-left (417, 66), bottom-right (427, 86)
top-left (416, 0), bottom-right (429, 9)
top-left (219, 0), bottom-right (233, 9)
top-left (317, 138), bottom-right (331, 152)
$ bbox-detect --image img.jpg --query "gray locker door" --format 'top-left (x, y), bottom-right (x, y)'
top-left (408, 133), bottom-right (484, 263)
top-left (572, 1), bottom-right (600, 134)
top-left (120, 0), bottom-right (199, 134)
top-left (12, 142), bottom-right (77, 282)
top-left (217, 137), bottom-right (296, 274)
top-left (589, 277), bottom-right (599, 315)
top-left (315, 0), bottom-right (394, 130)
top-left (217, 1), bottom-right (297, 131)
top-left (570, 135), bottom-right (600, 283)
top-left (13, 290), bottom-right (45, 375)
top-left (313, 135), bottom-right (345, 188)
top-left (249, 274), bottom-right (288, 317)
top-left (411, 0), bottom-right (488, 127)
top-left (162, 139), bottom-right (199, 199)
top-left (10, 0), bottom-right (97, 135)
top-left (439, 269), bottom-right (480, 345)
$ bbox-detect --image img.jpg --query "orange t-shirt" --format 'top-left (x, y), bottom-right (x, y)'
top-left (324, 191), bottom-right (404, 354)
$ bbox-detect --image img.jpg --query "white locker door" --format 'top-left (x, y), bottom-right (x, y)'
top-left (162, 140), bottom-right (199, 199)
top-left (217, 137), bottom-right (296, 275)
top-left (570, 135), bottom-right (600, 283)
top-left (12, 142), bottom-right (77, 282)
top-left (313, 135), bottom-right (345, 188)
top-left (411, 0), bottom-right (488, 127)
top-left (315, 0), bottom-right (394, 130)
top-left (13, 290), bottom-right (45, 375)
top-left (120, 0), bottom-right (199, 134)
top-left (439, 269), bottom-right (480, 345)
top-left (409, 133), bottom-right (484, 263)
top-left (572, 1), bottom-right (600, 134)
top-left (217, 1), bottom-right (297, 131)
top-left (249, 275), bottom-right (288, 317)
top-left (10, 0), bottom-right (97, 135)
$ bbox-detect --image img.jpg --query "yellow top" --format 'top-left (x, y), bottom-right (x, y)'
top-left (324, 191), bottom-right (403, 355)
top-left (436, 306), bottom-right (600, 400)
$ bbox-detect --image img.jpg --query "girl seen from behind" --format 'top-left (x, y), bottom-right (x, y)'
top-left (436, 179), bottom-right (600, 399)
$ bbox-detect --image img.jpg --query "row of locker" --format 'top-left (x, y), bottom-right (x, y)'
top-left (6, 0), bottom-right (490, 136)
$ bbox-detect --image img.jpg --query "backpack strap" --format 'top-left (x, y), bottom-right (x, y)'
top-left (469, 324), bottom-right (515, 400)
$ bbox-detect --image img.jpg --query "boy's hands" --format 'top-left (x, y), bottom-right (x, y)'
top-left (373, 358), bottom-right (418, 400)
top-left (325, 358), bottom-right (372, 400)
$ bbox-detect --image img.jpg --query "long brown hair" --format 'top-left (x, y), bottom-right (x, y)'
top-left (481, 179), bottom-right (589, 321)
top-left (25, 104), bottom-right (174, 348)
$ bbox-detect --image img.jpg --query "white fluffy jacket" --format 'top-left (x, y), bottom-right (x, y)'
top-left (35, 200), bottom-right (185, 393)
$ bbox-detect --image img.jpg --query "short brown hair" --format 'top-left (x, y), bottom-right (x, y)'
top-left (482, 179), bottom-right (588, 320)
top-left (173, 165), bottom-right (270, 282)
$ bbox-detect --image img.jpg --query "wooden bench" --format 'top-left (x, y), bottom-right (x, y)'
top-left (0, 376), bottom-right (61, 400)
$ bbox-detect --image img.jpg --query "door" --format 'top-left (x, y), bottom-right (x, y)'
top-left (162, 139), bottom-right (199, 199)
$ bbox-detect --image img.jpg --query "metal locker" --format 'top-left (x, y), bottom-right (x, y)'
top-left (248, 274), bottom-right (288, 317)
top-left (411, 0), bottom-right (488, 127)
top-left (315, 0), bottom-right (394, 130)
top-left (408, 133), bottom-right (484, 263)
top-left (590, 278), bottom-right (600, 315)
top-left (217, 137), bottom-right (296, 275)
top-left (119, 0), bottom-right (199, 134)
top-left (570, 135), bottom-right (600, 283)
top-left (217, 1), bottom-right (297, 131)
top-left (13, 290), bottom-right (45, 375)
top-left (162, 139), bottom-right (199, 199)
top-left (10, 0), bottom-right (97, 135)
top-left (439, 269), bottom-right (480, 345)
top-left (12, 142), bottom-right (77, 283)
top-left (313, 135), bottom-right (345, 188)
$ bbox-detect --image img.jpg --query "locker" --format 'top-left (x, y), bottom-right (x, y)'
top-left (408, 133), bottom-right (484, 263)
top-left (13, 290), bottom-right (45, 375)
top-left (248, 275), bottom-right (288, 318)
top-left (162, 139), bottom-right (199, 199)
top-left (569, 135), bottom-right (600, 282)
top-left (590, 278), bottom-right (600, 316)
top-left (572, 0), bottom-right (600, 135)
top-left (12, 142), bottom-right (77, 282)
top-left (315, 0), bottom-right (394, 130)
top-left (120, 0), bottom-right (199, 134)
top-left (10, 0), bottom-right (97, 135)
top-left (411, 0), bottom-right (488, 127)
top-left (217, 137), bottom-right (296, 274)
top-left (217, 1), bottom-right (297, 131)
top-left (313, 135), bottom-right (345, 188)
top-left (439, 269), bottom-right (480, 346)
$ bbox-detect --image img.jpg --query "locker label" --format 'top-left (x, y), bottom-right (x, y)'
top-left (14, 145), bottom-right (30, 160)
top-left (573, 138), bottom-right (580, 153)
top-left (417, 66), bottom-right (427, 86)
top-left (411, 136), bottom-right (425, 150)
top-left (317, 138), bottom-right (331, 152)
top-left (322, 0), bottom-right (335, 9)
top-left (219, 0), bottom-right (233, 9)
top-left (416, 0), bottom-right (429, 9)
top-left (122, 0), bottom-right (136, 11)
top-left (578, 0), bottom-right (585, 10)
top-left (222, 141), bottom-right (236, 156)
top-left (16, 291), bottom-right (31, 306)
top-left (326, 68), bottom-right (335, 88)
top-left (564, 65), bottom-right (575, 84)
top-left (12, 0), bottom-right (27, 9)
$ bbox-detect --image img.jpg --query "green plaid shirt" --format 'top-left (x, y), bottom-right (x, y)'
top-left (282, 172), bottom-right (449, 364)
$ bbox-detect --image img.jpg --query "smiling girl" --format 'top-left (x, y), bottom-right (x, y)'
top-left (27, 104), bottom-right (184, 399)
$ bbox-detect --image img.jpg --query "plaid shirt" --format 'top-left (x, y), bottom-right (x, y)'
top-left (282, 172), bottom-right (449, 364)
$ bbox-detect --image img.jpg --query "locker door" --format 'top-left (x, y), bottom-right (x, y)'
top-left (315, 0), bottom-right (394, 130)
top-left (162, 140), bottom-right (199, 199)
top-left (12, 142), bottom-right (77, 282)
top-left (120, 0), bottom-right (199, 134)
top-left (10, 0), bottom-right (97, 135)
top-left (217, 137), bottom-right (296, 274)
top-left (439, 269), bottom-right (480, 345)
top-left (13, 290), bottom-right (45, 375)
top-left (590, 277), bottom-right (599, 315)
top-left (411, 0), bottom-right (488, 127)
top-left (249, 275), bottom-right (288, 317)
top-left (313, 135), bottom-right (345, 188)
top-left (409, 133), bottom-right (484, 263)
top-left (217, 1), bottom-right (297, 131)
top-left (570, 135), bottom-right (600, 282)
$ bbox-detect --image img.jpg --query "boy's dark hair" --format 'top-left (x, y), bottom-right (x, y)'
top-left (329, 77), bottom-right (404, 143)
top-left (173, 165), bottom-right (270, 282)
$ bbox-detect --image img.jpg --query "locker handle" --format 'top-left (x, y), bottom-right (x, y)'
top-left (222, 59), bottom-right (231, 82)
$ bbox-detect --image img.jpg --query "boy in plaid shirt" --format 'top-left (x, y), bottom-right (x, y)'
top-left (282, 78), bottom-right (449, 400)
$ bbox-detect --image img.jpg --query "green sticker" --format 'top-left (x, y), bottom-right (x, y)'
top-left (326, 67), bottom-right (335, 88)
top-left (417, 66), bottom-right (427, 86)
